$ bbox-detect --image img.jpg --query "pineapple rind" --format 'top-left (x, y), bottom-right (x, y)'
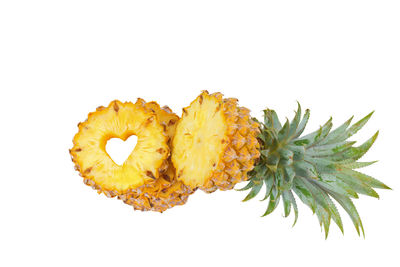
top-left (172, 91), bottom-right (260, 192)
top-left (70, 100), bottom-right (169, 196)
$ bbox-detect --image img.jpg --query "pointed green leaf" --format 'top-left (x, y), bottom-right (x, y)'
top-left (328, 191), bottom-right (365, 236)
top-left (261, 187), bottom-right (281, 217)
top-left (343, 111), bottom-right (374, 140)
top-left (300, 176), bottom-right (333, 238)
top-left (296, 127), bottom-right (322, 148)
top-left (332, 132), bottom-right (379, 162)
top-left (323, 193), bottom-right (343, 234)
top-left (260, 173), bottom-right (274, 201)
top-left (262, 127), bottom-right (278, 144)
top-left (288, 191), bottom-right (299, 226)
top-left (263, 109), bottom-right (272, 128)
top-left (274, 168), bottom-right (284, 188)
top-left (315, 175), bottom-right (358, 199)
top-left (308, 179), bottom-right (344, 234)
top-left (343, 169), bottom-right (391, 190)
top-left (288, 102), bottom-right (302, 138)
top-left (296, 117), bottom-right (333, 148)
top-left (307, 141), bottom-right (356, 157)
top-left (278, 119), bottom-right (290, 142)
top-left (293, 109), bottom-right (310, 139)
top-left (293, 178), bottom-right (317, 213)
top-left (264, 109), bottom-right (282, 130)
top-left (282, 190), bottom-right (292, 217)
top-left (236, 180), bottom-right (254, 191)
top-left (320, 116), bottom-right (353, 145)
top-left (337, 161), bottom-right (377, 169)
top-left (242, 180), bottom-right (263, 202)
top-left (315, 206), bottom-right (331, 239)
top-left (335, 172), bottom-right (379, 198)
top-left (301, 177), bottom-right (331, 211)
top-left (270, 110), bottom-right (282, 130)
top-left (300, 117), bottom-right (334, 148)
top-left (317, 117), bottom-right (333, 144)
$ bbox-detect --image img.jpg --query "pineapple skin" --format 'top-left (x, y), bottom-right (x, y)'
top-left (172, 91), bottom-right (260, 193)
top-left (119, 99), bottom-right (194, 212)
top-left (70, 100), bottom-right (170, 197)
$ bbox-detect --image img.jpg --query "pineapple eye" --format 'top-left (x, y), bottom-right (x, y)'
top-left (105, 135), bottom-right (138, 166)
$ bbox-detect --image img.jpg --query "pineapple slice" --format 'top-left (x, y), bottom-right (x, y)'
top-left (172, 91), bottom-right (260, 192)
top-left (70, 100), bottom-right (169, 197)
top-left (120, 99), bottom-right (193, 212)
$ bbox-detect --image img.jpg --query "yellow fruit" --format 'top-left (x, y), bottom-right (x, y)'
top-left (119, 99), bottom-right (193, 212)
top-left (70, 100), bottom-right (169, 197)
top-left (172, 91), bottom-right (260, 192)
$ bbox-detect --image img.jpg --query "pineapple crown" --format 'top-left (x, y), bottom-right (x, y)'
top-left (239, 103), bottom-right (390, 238)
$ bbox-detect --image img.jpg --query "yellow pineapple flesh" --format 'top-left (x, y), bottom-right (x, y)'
top-left (172, 91), bottom-right (260, 192)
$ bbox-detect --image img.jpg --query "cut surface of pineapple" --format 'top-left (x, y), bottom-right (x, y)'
top-left (172, 93), bottom-right (227, 187)
top-left (70, 100), bottom-right (169, 196)
top-left (172, 91), bottom-right (260, 192)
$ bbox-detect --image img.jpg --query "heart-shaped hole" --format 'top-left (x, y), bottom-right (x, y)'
top-left (106, 135), bottom-right (138, 166)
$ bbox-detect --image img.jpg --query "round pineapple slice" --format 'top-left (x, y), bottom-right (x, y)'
top-left (172, 91), bottom-right (261, 192)
top-left (70, 100), bottom-right (169, 197)
top-left (119, 99), bottom-right (194, 212)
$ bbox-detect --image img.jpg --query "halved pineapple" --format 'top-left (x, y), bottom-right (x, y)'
top-left (172, 91), bottom-right (260, 192)
top-left (70, 100), bottom-right (169, 197)
top-left (120, 99), bottom-right (193, 212)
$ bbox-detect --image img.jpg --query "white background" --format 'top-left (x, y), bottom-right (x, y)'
top-left (1, 1), bottom-right (399, 266)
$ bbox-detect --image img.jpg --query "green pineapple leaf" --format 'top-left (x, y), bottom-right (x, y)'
top-left (241, 103), bottom-right (389, 237)
top-left (242, 180), bottom-right (263, 202)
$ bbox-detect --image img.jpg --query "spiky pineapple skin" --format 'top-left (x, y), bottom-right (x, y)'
top-left (120, 167), bottom-right (193, 212)
top-left (70, 100), bottom-right (169, 197)
top-left (120, 99), bottom-right (194, 212)
top-left (172, 91), bottom-right (260, 193)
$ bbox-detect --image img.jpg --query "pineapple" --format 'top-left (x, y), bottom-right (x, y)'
top-left (172, 91), bottom-right (260, 192)
top-left (70, 91), bottom-right (390, 236)
top-left (70, 100), bottom-right (170, 197)
top-left (172, 91), bottom-right (390, 236)
top-left (120, 99), bottom-right (193, 212)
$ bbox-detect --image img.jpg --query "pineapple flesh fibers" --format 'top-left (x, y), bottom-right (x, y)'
top-left (172, 91), bottom-right (260, 192)
top-left (70, 100), bottom-right (169, 197)
top-left (120, 99), bottom-right (193, 212)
